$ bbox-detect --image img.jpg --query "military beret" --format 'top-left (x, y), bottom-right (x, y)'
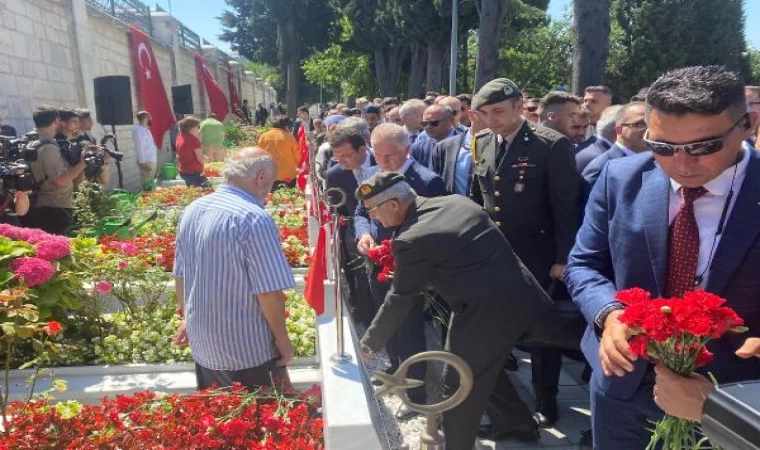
top-left (362, 105), bottom-right (382, 115)
top-left (472, 78), bottom-right (522, 110)
top-left (355, 171), bottom-right (406, 201)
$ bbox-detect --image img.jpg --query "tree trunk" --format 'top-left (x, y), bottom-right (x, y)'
top-left (474, 0), bottom-right (508, 91)
top-left (426, 42), bottom-right (448, 94)
top-left (408, 43), bottom-right (427, 99)
top-left (374, 45), bottom-right (406, 97)
top-left (571, 0), bottom-right (612, 94)
top-left (279, 18), bottom-right (300, 118)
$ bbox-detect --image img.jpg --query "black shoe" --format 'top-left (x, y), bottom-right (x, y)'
top-left (533, 397), bottom-right (558, 427)
top-left (394, 403), bottom-right (421, 421)
top-left (477, 422), bottom-right (540, 442)
top-left (504, 353), bottom-right (519, 371)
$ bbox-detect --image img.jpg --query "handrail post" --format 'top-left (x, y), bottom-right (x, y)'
top-left (322, 188), bottom-right (351, 364)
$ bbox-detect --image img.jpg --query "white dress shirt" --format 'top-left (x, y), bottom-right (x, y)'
top-left (132, 123), bottom-right (157, 163)
top-left (353, 151), bottom-right (373, 182)
top-left (668, 148), bottom-right (750, 286)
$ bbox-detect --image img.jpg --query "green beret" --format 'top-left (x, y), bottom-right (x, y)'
top-left (472, 78), bottom-right (522, 110)
top-left (355, 171), bottom-right (406, 201)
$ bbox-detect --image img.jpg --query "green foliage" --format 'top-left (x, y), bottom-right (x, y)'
top-left (748, 47), bottom-right (760, 85)
top-left (607, 0), bottom-right (749, 99)
top-left (302, 44), bottom-right (377, 98)
top-left (223, 123), bottom-right (247, 147)
top-left (244, 61), bottom-right (282, 87)
top-left (498, 17), bottom-right (574, 95)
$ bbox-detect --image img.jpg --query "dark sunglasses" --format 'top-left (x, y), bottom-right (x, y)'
top-left (644, 114), bottom-right (747, 157)
top-left (524, 106), bottom-right (538, 113)
top-left (422, 119), bottom-right (447, 127)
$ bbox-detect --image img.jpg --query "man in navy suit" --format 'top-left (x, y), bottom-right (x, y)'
top-left (565, 65), bottom-right (760, 449)
top-left (581, 101), bottom-right (649, 187)
top-left (410, 104), bottom-right (460, 168)
top-left (325, 125), bottom-right (376, 327)
top-left (355, 123), bottom-right (447, 419)
top-left (575, 105), bottom-right (620, 172)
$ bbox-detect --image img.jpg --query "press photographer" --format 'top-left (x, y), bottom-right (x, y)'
top-left (73, 108), bottom-right (97, 145)
top-left (0, 133), bottom-right (36, 225)
top-left (21, 106), bottom-right (111, 235)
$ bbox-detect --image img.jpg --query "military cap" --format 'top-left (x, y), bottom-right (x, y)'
top-left (355, 171), bottom-right (406, 201)
top-left (472, 78), bottom-right (522, 110)
top-left (362, 105), bottom-right (382, 115)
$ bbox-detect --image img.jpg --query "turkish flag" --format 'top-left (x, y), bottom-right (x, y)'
top-left (195, 55), bottom-right (229, 121)
top-left (226, 69), bottom-right (243, 119)
top-left (296, 124), bottom-right (310, 192)
top-left (304, 224), bottom-right (327, 315)
top-left (129, 27), bottom-right (174, 148)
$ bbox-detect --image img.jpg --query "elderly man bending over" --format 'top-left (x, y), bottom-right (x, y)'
top-left (172, 147), bottom-right (295, 390)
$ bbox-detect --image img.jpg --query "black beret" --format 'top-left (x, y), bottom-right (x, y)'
top-left (362, 105), bottom-right (382, 115)
top-left (472, 78), bottom-right (522, 110)
top-left (355, 171), bottom-right (406, 201)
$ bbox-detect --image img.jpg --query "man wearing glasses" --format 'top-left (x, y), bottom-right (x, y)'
top-left (581, 101), bottom-right (649, 186)
top-left (410, 104), bottom-right (459, 168)
top-left (566, 65), bottom-right (760, 449)
top-left (522, 97), bottom-right (541, 124)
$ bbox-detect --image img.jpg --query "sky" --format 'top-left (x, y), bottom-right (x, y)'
top-left (155, 0), bottom-right (759, 54)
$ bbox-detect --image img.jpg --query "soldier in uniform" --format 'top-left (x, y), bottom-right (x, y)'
top-left (470, 79), bottom-right (582, 433)
top-left (358, 171), bottom-right (551, 450)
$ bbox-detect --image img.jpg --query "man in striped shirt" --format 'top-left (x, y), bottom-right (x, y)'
top-left (172, 147), bottom-right (295, 390)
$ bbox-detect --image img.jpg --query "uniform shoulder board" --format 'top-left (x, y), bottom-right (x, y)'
top-left (532, 124), bottom-right (567, 142)
top-left (474, 128), bottom-right (494, 139)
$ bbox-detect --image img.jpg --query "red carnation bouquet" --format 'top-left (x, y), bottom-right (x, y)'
top-left (351, 239), bottom-right (394, 282)
top-left (615, 288), bottom-right (747, 449)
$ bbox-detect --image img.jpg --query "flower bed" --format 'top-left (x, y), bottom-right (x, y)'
top-left (2, 384), bottom-right (323, 449)
top-left (137, 186), bottom-right (213, 208)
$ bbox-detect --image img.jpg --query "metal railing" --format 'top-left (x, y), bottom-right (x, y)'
top-left (86, 0), bottom-right (153, 36)
top-left (178, 23), bottom-right (201, 50)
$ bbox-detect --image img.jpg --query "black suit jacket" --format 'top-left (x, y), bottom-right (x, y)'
top-left (470, 122), bottom-right (581, 287)
top-left (324, 154), bottom-right (376, 217)
top-left (431, 133), bottom-right (470, 195)
top-left (362, 195), bottom-right (552, 350)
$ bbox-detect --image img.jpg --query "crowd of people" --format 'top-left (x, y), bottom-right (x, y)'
top-left (296, 66), bottom-right (760, 449)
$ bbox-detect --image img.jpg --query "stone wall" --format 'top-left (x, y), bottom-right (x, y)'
top-left (0, 0), bottom-right (277, 192)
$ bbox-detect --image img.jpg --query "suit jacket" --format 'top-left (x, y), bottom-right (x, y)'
top-left (361, 195), bottom-right (552, 350)
top-left (470, 122), bottom-right (581, 287)
top-left (354, 162), bottom-right (447, 242)
top-left (581, 143), bottom-right (627, 187)
top-left (411, 129), bottom-right (461, 169)
top-left (431, 133), bottom-right (470, 195)
top-left (324, 154), bottom-right (377, 217)
top-left (575, 137), bottom-right (612, 173)
top-left (566, 151), bottom-right (760, 399)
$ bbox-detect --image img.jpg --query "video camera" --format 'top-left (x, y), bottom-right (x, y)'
top-left (59, 133), bottom-right (123, 176)
top-left (0, 132), bottom-right (39, 193)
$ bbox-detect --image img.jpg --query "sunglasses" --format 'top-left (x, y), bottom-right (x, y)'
top-left (621, 121), bottom-right (647, 130)
top-left (524, 106), bottom-right (538, 113)
top-left (644, 115), bottom-right (747, 157)
top-left (421, 118), bottom-right (449, 127)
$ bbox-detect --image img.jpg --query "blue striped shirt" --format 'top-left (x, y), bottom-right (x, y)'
top-left (173, 184), bottom-right (295, 371)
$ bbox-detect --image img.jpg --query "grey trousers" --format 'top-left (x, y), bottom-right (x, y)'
top-left (195, 358), bottom-right (290, 391)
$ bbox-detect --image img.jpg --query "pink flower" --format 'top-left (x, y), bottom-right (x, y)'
top-left (120, 243), bottom-right (138, 256)
top-left (156, 254), bottom-right (165, 263)
top-left (117, 261), bottom-right (129, 269)
top-left (9, 257), bottom-right (56, 287)
top-left (34, 238), bottom-right (72, 261)
top-left (95, 281), bottom-right (113, 295)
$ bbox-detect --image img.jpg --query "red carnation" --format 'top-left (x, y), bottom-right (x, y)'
top-left (46, 321), bottom-right (63, 336)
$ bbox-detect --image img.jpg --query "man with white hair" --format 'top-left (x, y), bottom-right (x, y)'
top-left (399, 99), bottom-right (427, 145)
top-left (354, 123), bottom-right (446, 420)
top-left (575, 105), bottom-right (622, 172)
top-left (173, 147), bottom-right (295, 391)
top-left (411, 104), bottom-right (459, 168)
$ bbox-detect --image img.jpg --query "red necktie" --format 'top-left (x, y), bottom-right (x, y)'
top-left (666, 186), bottom-right (708, 298)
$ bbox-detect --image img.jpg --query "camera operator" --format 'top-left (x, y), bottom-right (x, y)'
top-left (21, 106), bottom-right (110, 235)
top-left (73, 108), bottom-right (97, 145)
top-left (55, 109), bottom-right (80, 143)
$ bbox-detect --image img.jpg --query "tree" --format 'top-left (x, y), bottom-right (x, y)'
top-left (749, 47), bottom-right (760, 85)
top-left (302, 44), bottom-right (378, 99)
top-left (473, 0), bottom-right (509, 90)
top-left (571, 0), bottom-right (611, 94)
top-left (606, 0), bottom-right (749, 99)
top-left (220, 0), bottom-right (335, 116)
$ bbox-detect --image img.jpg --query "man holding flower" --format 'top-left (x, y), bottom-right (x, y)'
top-left (565, 66), bottom-right (760, 449)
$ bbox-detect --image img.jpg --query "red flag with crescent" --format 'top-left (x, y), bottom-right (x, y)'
top-left (129, 27), bottom-right (174, 148)
top-left (195, 55), bottom-right (229, 121)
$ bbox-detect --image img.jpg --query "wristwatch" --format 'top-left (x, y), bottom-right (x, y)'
top-left (595, 302), bottom-right (625, 330)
